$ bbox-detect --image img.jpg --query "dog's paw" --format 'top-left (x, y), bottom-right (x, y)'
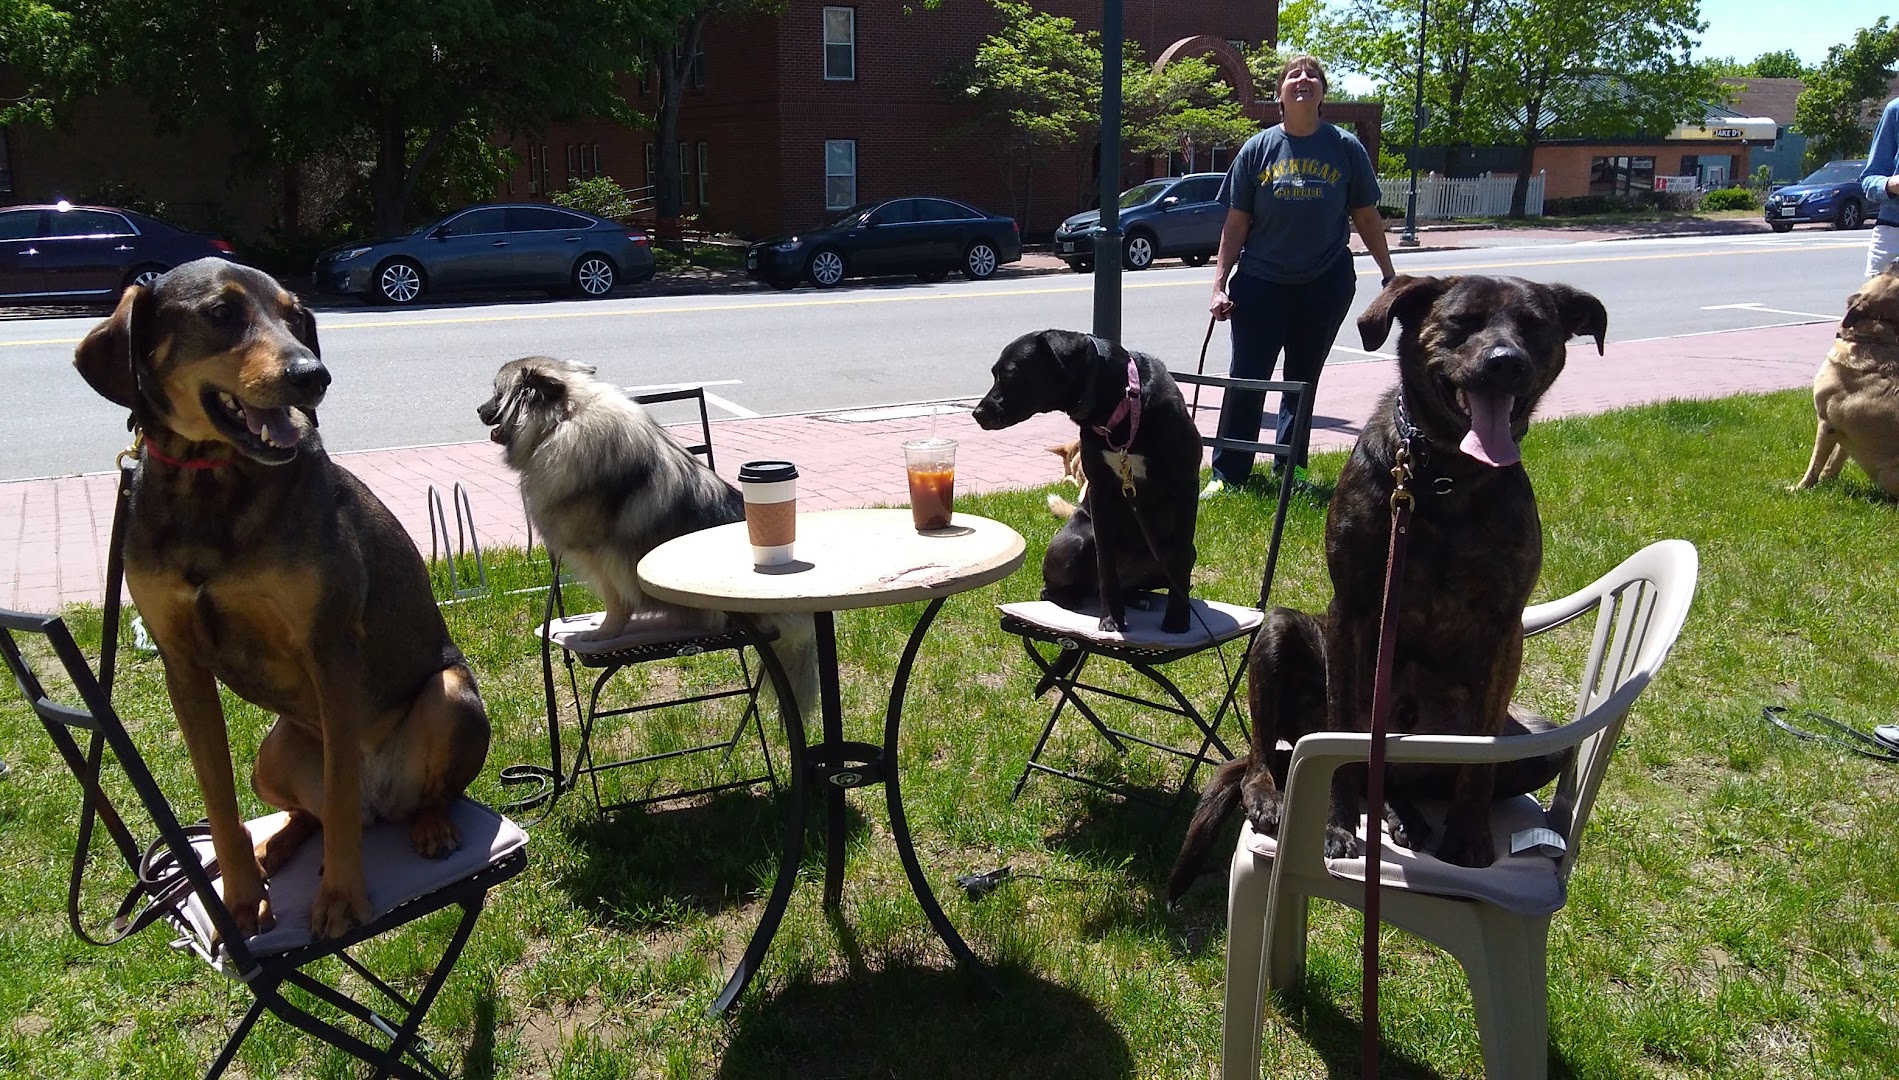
top-left (221, 874), bottom-right (276, 942)
top-left (1160, 613), bottom-right (1190, 634)
top-left (310, 876), bottom-right (372, 940)
top-left (1323, 823), bottom-right (1363, 860)
top-left (1240, 774), bottom-right (1283, 835)
top-left (1097, 614), bottom-right (1124, 634)
top-left (409, 809), bottom-right (463, 859)
top-left (1385, 802), bottom-right (1431, 852)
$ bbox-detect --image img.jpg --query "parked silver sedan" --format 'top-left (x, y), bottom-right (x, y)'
top-left (312, 203), bottom-right (656, 305)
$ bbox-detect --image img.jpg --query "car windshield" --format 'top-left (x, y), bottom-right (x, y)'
top-left (1800, 161), bottom-right (1863, 185)
top-left (821, 204), bottom-right (873, 229)
top-left (1117, 182), bottom-right (1171, 209)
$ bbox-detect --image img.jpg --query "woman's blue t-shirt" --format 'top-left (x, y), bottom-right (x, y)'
top-left (1217, 123), bottom-right (1380, 285)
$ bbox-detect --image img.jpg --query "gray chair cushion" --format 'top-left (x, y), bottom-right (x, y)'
top-left (997, 597), bottom-right (1263, 650)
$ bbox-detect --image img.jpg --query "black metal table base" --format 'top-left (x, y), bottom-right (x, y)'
top-left (712, 599), bottom-right (987, 1014)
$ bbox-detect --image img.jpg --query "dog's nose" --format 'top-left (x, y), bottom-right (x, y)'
top-left (1479, 344), bottom-right (1531, 384)
top-left (284, 355), bottom-right (331, 397)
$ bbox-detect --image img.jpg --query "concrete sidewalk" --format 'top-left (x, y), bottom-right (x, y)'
top-left (1, 313), bottom-right (1834, 613)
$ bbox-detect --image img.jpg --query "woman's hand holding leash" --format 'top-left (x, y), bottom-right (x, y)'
top-left (1209, 286), bottom-right (1234, 322)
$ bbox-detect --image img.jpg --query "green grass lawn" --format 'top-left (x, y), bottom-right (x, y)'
top-left (3, 389), bottom-right (1897, 1078)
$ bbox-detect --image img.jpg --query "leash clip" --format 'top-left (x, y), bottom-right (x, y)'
top-left (116, 432), bottom-right (144, 471)
top-left (1390, 445), bottom-right (1415, 512)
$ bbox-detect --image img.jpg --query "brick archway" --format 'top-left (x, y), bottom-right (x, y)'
top-left (1153, 35), bottom-right (1256, 108)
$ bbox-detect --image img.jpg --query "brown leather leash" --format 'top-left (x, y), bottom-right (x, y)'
top-left (1361, 414), bottom-right (1417, 1078)
top-left (1189, 314), bottom-right (1216, 417)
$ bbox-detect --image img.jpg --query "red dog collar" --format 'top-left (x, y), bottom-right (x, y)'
top-left (1090, 338), bottom-right (1142, 453)
top-left (142, 439), bottom-right (230, 471)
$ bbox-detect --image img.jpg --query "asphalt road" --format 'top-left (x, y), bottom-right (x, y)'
top-left (0, 229), bottom-right (1871, 482)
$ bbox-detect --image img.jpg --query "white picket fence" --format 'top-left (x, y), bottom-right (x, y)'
top-left (1376, 171), bottom-right (1545, 218)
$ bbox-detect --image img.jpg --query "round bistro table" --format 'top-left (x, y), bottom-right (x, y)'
top-left (637, 508), bottom-right (1025, 1012)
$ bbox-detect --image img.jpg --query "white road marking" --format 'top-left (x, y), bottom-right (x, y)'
top-left (1702, 301), bottom-right (1838, 320)
top-left (618, 379), bottom-right (760, 419)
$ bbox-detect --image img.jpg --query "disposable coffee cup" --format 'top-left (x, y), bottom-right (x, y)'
top-left (902, 437), bottom-right (957, 531)
top-left (738, 460), bottom-right (798, 566)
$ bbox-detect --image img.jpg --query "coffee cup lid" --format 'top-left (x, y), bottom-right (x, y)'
top-left (739, 460), bottom-right (798, 483)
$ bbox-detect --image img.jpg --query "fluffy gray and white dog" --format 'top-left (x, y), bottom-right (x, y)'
top-left (477, 355), bottom-right (816, 707)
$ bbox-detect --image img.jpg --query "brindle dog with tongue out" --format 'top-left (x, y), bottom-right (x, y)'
top-left (1168, 274), bottom-right (1607, 900)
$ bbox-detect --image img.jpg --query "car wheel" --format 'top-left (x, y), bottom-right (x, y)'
top-left (963, 241), bottom-right (999, 280)
top-left (807, 248), bottom-right (846, 288)
top-left (1122, 232), bottom-right (1155, 271)
top-left (122, 263), bottom-right (169, 292)
top-left (375, 258), bottom-right (425, 305)
top-left (1769, 221), bottom-right (1794, 233)
top-left (1184, 252), bottom-right (1210, 267)
top-left (1836, 199), bottom-right (1865, 230)
top-left (572, 254), bottom-right (616, 298)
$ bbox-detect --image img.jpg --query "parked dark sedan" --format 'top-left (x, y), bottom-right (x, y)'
top-left (313, 203), bottom-right (655, 305)
top-left (1764, 159), bottom-right (1870, 232)
top-left (0, 201), bottom-right (235, 304)
top-left (745, 197), bottom-right (1021, 289)
top-left (1053, 173), bottom-right (1226, 272)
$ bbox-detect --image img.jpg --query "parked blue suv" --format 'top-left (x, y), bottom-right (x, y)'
top-left (1764, 159), bottom-right (1870, 232)
top-left (1053, 173), bottom-right (1226, 271)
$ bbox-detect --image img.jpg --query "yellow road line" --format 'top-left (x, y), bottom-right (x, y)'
top-left (0, 240), bottom-right (1857, 346)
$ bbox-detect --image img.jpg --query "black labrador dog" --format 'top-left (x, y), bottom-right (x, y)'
top-left (972, 328), bottom-right (1201, 635)
top-left (1168, 275), bottom-right (1608, 899)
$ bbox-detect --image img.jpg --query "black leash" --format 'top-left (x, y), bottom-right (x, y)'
top-left (1761, 706), bottom-right (1899, 763)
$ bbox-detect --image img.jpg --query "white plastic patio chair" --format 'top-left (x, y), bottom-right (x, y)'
top-left (1222, 538), bottom-right (1698, 1080)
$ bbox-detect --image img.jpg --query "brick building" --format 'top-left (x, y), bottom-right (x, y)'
top-left (501, 2), bottom-right (1381, 240)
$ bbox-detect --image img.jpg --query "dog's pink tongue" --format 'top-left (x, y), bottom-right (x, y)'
top-left (243, 404), bottom-right (303, 449)
top-left (1459, 392), bottom-right (1519, 467)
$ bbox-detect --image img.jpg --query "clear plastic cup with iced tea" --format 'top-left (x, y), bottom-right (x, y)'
top-left (902, 438), bottom-right (956, 531)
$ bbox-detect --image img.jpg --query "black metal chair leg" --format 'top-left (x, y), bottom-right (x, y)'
top-left (202, 996), bottom-right (269, 1080)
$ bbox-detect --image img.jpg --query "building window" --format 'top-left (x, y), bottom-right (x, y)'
top-left (678, 140), bottom-right (691, 196)
top-left (0, 127), bottom-right (11, 194)
top-left (1587, 155), bottom-right (1654, 197)
top-left (697, 142), bottom-right (710, 206)
top-left (823, 7), bottom-right (855, 81)
top-left (644, 143), bottom-right (656, 186)
top-left (526, 144), bottom-right (551, 195)
top-left (692, 42), bottom-right (705, 89)
top-left (565, 143), bottom-right (600, 182)
top-left (825, 139), bottom-right (856, 209)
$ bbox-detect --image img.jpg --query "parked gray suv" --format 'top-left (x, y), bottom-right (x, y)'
top-left (1052, 173), bottom-right (1227, 272)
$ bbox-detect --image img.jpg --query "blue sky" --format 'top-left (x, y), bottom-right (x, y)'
top-left (1330, 0), bottom-right (1880, 94)
top-left (1693, 0), bottom-right (1875, 67)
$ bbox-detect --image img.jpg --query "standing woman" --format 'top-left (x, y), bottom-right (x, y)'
top-left (1201, 53), bottom-right (1397, 499)
top-left (1860, 94), bottom-right (1899, 279)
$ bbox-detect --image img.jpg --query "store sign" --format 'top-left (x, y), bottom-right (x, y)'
top-left (1654, 175), bottom-right (1697, 192)
top-left (1713, 127), bottom-right (1742, 139)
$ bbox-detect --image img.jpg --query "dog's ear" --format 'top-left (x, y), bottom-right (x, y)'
top-left (1543, 282), bottom-right (1608, 355)
top-left (520, 363), bottom-right (570, 403)
top-left (73, 284), bottom-right (156, 408)
top-left (561, 359), bottom-right (598, 377)
top-left (290, 304), bottom-right (321, 359)
top-left (1358, 275), bottom-right (1449, 350)
top-left (1841, 288), bottom-right (1866, 330)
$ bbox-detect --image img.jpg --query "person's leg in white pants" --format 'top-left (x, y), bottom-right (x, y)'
top-left (1869, 223), bottom-right (1899, 279)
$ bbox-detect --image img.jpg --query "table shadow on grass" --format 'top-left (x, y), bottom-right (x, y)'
top-left (717, 962), bottom-right (1133, 1080)
top-left (550, 790), bottom-right (866, 930)
top-left (1270, 984), bottom-right (1580, 1080)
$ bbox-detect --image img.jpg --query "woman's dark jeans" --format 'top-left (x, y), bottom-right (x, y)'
top-left (1209, 254), bottom-right (1358, 484)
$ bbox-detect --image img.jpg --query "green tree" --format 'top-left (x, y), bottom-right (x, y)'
top-left (0, 0), bottom-right (84, 126)
top-left (1122, 52), bottom-right (1253, 172)
top-left (45, 0), bottom-right (685, 236)
top-left (943, 1), bottom-right (1100, 226)
top-left (1794, 18), bottom-right (1899, 167)
top-left (1750, 49), bottom-right (1807, 79)
top-left (1328, 0), bottom-right (1717, 217)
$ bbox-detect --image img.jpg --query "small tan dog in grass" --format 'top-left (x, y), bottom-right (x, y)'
top-left (1044, 439), bottom-right (1088, 518)
top-left (1792, 264), bottom-right (1899, 497)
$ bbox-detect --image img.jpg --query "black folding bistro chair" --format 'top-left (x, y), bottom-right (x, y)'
top-left (499, 386), bottom-right (778, 816)
top-left (996, 373), bottom-right (1310, 808)
top-left (0, 608), bottom-right (528, 1080)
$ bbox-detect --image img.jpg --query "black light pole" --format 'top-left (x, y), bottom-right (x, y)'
top-left (1399, 0), bottom-right (1428, 248)
top-left (1092, 0), bottom-right (1124, 343)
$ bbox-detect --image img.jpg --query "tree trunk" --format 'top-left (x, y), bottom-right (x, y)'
top-left (652, 9), bottom-right (710, 252)
top-left (371, 119), bottom-right (408, 237)
top-left (1509, 133), bottom-right (1539, 219)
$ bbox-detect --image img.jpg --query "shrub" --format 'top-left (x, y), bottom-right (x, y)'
top-left (1700, 186), bottom-right (1759, 211)
top-left (550, 177), bottom-right (638, 223)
